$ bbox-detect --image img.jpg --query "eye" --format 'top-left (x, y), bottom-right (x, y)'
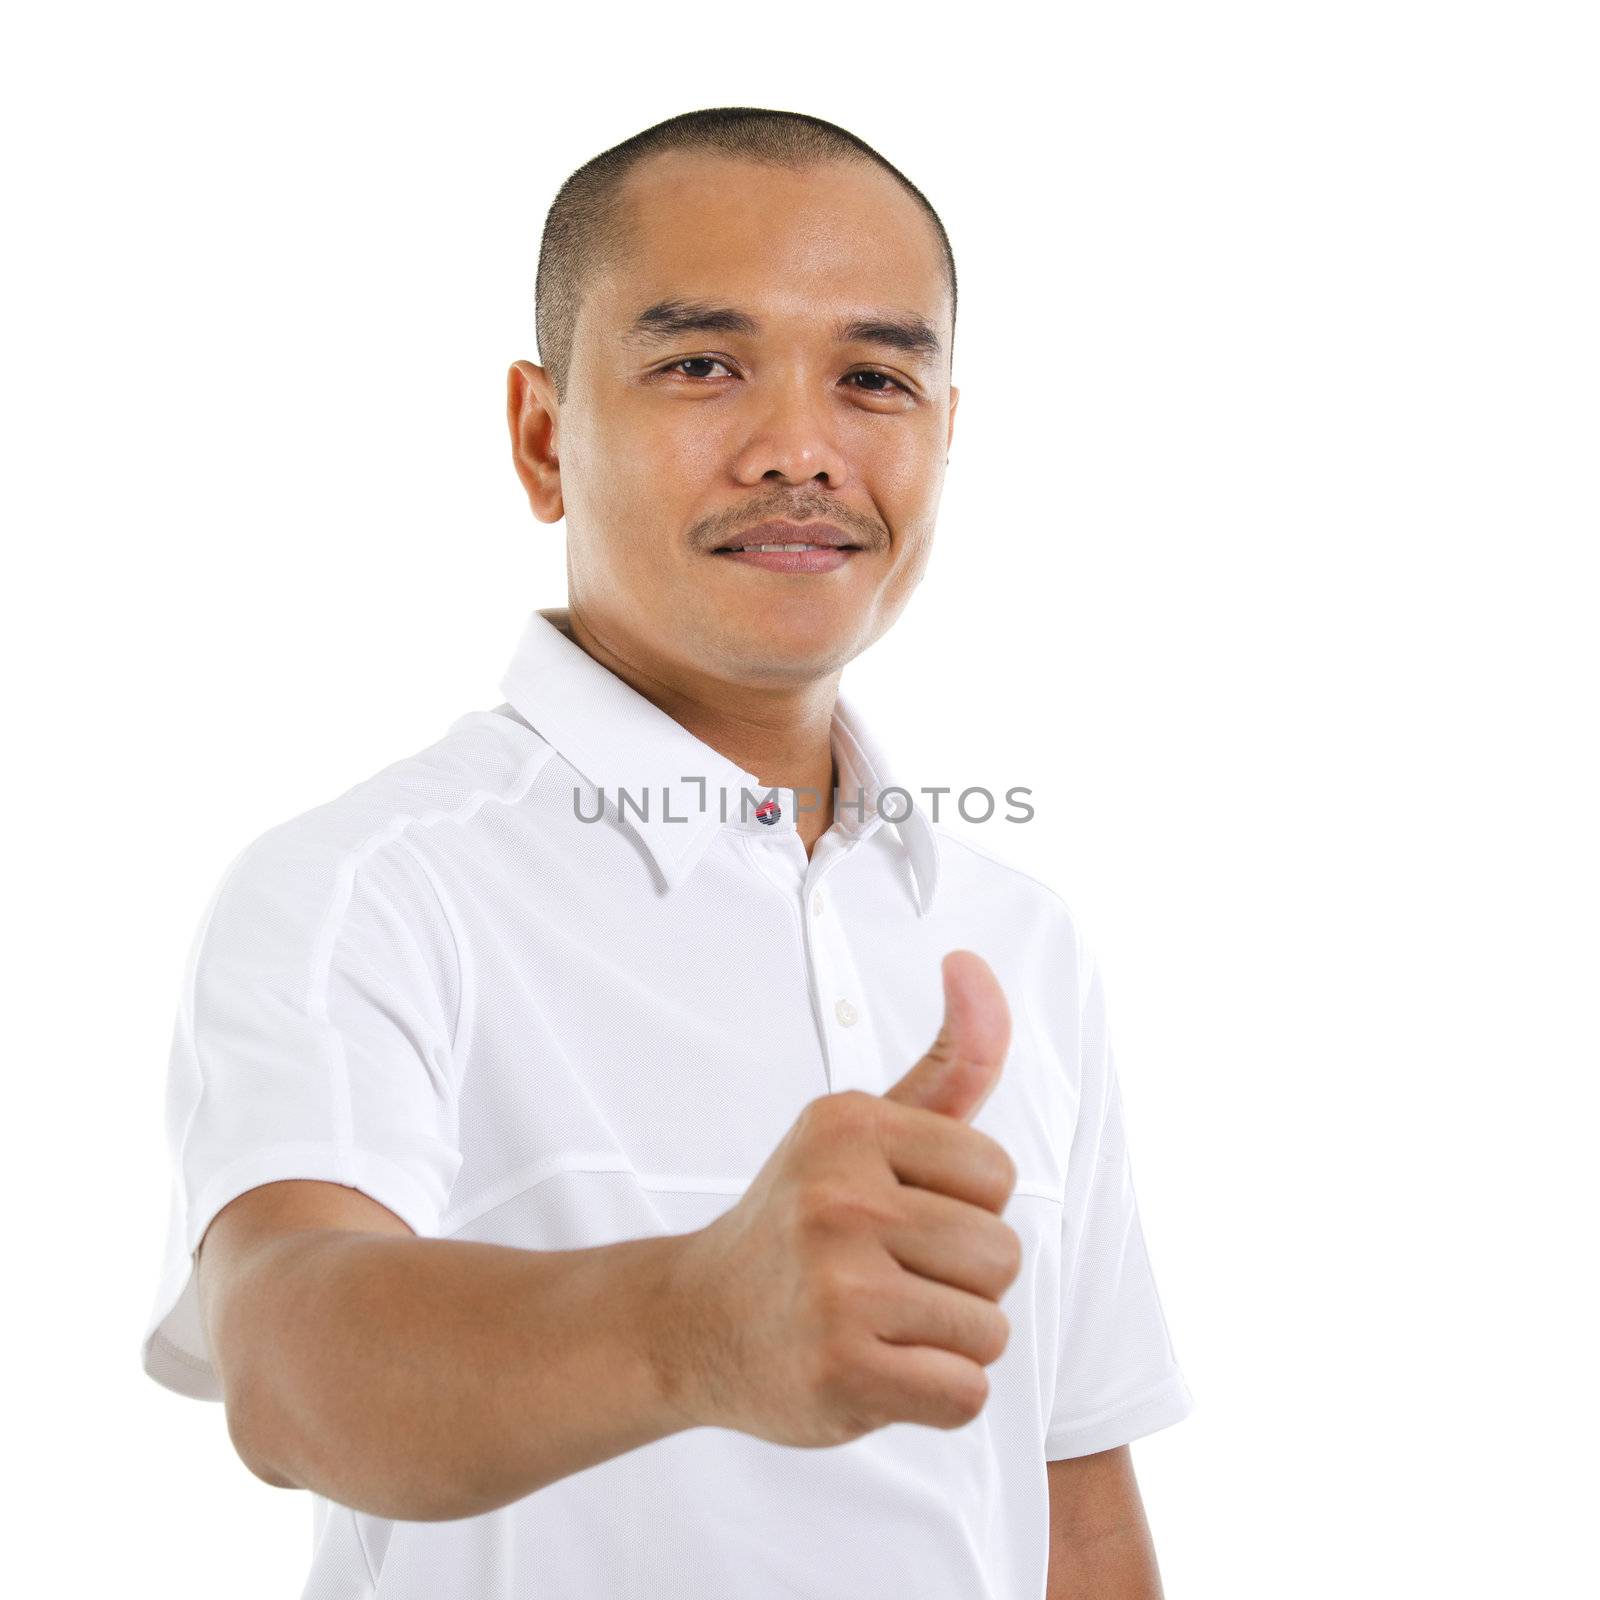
top-left (654, 359), bottom-right (912, 396)
top-left (845, 369), bottom-right (910, 396)
top-left (662, 356), bottom-right (734, 380)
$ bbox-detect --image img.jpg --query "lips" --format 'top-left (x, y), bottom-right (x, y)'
top-left (712, 520), bottom-right (862, 553)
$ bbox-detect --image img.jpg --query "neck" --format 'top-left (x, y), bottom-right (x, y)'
top-left (553, 604), bottom-right (840, 856)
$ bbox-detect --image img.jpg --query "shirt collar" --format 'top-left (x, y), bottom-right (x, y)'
top-left (497, 607), bottom-right (939, 916)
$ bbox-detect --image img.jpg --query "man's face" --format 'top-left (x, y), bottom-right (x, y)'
top-left (512, 151), bottom-right (958, 689)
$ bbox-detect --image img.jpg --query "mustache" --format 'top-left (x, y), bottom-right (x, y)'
top-left (700, 506), bottom-right (883, 550)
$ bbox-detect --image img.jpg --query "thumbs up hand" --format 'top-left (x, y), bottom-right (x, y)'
top-left (657, 952), bottom-right (1023, 1449)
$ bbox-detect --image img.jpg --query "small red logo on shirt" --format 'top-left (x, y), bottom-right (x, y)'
top-left (755, 799), bottom-right (781, 825)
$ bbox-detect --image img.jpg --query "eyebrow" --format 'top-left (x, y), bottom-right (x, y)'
top-left (623, 298), bottom-right (944, 365)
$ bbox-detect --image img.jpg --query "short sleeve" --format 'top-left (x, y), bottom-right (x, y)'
top-left (140, 823), bottom-right (466, 1401)
top-left (1044, 958), bottom-right (1194, 1458)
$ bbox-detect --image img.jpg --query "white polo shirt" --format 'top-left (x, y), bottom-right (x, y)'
top-left (142, 606), bottom-right (1193, 1600)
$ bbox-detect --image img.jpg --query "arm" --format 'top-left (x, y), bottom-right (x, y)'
top-left (200, 1179), bottom-right (698, 1523)
top-left (1046, 1446), bottom-right (1164, 1600)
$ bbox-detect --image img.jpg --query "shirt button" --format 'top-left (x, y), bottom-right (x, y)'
top-left (811, 890), bottom-right (825, 917)
top-left (835, 997), bottom-right (859, 1027)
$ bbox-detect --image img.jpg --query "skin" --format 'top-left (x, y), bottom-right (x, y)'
top-left (508, 149), bottom-right (956, 853)
top-left (1047, 1448), bottom-right (1164, 1599)
top-left (506, 148), bottom-right (1162, 1596)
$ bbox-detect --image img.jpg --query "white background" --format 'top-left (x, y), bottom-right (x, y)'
top-left (5, 3), bottom-right (1595, 1594)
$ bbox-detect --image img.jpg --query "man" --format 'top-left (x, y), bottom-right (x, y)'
top-left (141, 107), bottom-right (1194, 1598)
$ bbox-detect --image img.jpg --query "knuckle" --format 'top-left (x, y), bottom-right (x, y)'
top-left (979, 1306), bottom-right (1011, 1364)
top-left (999, 1312), bottom-right (1013, 1359)
top-left (988, 1142), bottom-right (1019, 1197)
top-left (799, 1183), bottom-right (878, 1241)
top-left (794, 1095), bottom-right (832, 1139)
top-left (813, 1333), bottom-right (878, 1429)
top-left (949, 1364), bottom-right (990, 1424)
top-left (998, 1222), bottom-right (1024, 1286)
top-left (820, 1088), bottom-right (877, 1130)
top-left (961, 1132), bottom-right (1016, 1205)
top-left (995, 1222), bottom-right (1024, 1285)
top-left (808, 1260), bottom-right (869, 1334)
top-left (797, 1092), bottom-right (883, 1161)
top-left (810, 1323), bottom-right (851, 1384)
top-left (811, 1264), bottom-right (849, 1322)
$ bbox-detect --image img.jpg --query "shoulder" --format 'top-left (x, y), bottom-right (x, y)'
top-left (204, 707), bottom-right (555, 927)
top-left (926, 821), bottom-right (1103, 1005)
top-left (929, 821), bottom-right (1078, 927)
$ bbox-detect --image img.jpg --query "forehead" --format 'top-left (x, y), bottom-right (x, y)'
top-left (594, 150), bottom-right (949, 332)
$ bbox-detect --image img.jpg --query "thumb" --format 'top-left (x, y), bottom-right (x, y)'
top-left (882, 950), bottom-right (1011, 1122)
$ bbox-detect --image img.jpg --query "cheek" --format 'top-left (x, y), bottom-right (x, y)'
top-left (870, 425), bottom-right (945, 515)
top-left (569, 423), bottom-right (691, 556)
top-left (886, 535), bottom-right (936, 607)
top-left (597, 406), bottom-right (724, 519)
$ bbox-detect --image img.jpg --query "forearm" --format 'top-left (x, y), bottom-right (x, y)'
top-left (1046, 1446), bottom-right (1164, 1600)
top-left (1047, 1520), bottom-right (1164, 1599)
top-left (222, 1229), bottom-right (697, 1521)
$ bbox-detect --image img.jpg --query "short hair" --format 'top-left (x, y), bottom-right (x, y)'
top-left (534, 107), bottom-right (957, 403)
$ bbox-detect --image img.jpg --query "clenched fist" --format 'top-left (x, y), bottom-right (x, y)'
top-left (658, 950), bottom-right (1021, 1448)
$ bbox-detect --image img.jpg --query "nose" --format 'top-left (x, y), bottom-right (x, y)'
top-left (731, 375), bottom-right (851, 489)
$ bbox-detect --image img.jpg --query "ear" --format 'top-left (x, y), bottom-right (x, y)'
top-left (507, 360), bottom-right (564, 523)
top-left (947, 384), bottom-right (959, 460)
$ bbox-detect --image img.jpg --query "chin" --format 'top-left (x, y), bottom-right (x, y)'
top-left (681, 578), bottom-right (872, 678)
top-left (721, 615), bottom-right (858, 681)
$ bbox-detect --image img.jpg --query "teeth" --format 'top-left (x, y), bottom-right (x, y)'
top-left (740, 543), bottom-right (831, 552)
